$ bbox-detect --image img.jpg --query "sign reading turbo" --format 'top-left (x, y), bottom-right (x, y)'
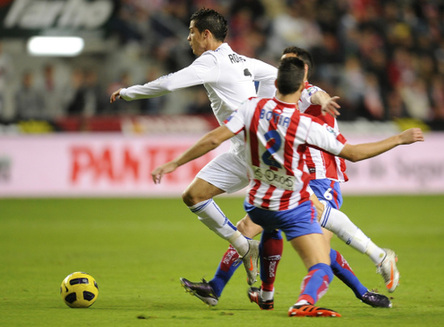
top-left (0, 0), bottom-right (115, 36)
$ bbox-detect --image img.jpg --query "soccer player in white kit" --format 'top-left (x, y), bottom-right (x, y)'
top-left (179, 47), bottom-right (399, 309)
top-left (110, 8), bottom-right (279, 284)
top-left (151, 57), bottom-right (424, 316)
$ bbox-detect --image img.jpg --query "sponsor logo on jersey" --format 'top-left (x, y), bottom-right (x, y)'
top-left (253, 165), bottom-right (296, 191)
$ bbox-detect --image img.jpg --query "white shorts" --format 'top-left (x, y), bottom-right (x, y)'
top-left (196, 152), bottom-right (249, 194)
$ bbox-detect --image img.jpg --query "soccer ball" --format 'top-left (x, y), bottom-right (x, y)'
top-left (60, 272), bottom-right (99, 308)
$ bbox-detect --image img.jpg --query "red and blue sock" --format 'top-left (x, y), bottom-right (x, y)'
top-left (298, 263), bottom-right (333, 305)
top-left (330, 249), bottom-right (368, 299)
top-left (209, 244), bottom-right (242, 297)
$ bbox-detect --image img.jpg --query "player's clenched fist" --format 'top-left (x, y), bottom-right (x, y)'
top-left (399, 128), bottom-right (424, 144)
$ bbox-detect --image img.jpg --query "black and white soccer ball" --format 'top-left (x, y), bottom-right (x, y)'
top-left (60, 272), bottom-right (99, 308)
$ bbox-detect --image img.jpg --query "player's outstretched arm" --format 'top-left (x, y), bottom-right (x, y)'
top-left (311, 91), bottom-right (341, 117)
top-left (339, 128), bottom-right (424, 162)
top-left (151, 126), bottom-right (235, 184)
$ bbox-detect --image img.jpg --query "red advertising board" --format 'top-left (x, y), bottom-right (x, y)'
top-left (0, 133), bottom-right (443, 197)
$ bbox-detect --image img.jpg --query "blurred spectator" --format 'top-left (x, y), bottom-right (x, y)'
top-left (266, 1), bottom-right (323, 59)
top-left (40, 64), bottom-right (66, 120)
top-left (400, 77), bottom-right (432, 121)
top-left (339, 56), bottom-right (366, 120)
top-left (65, 69), bottom-right (86, 117)
top-left (430, 74), bottom-right (444, 121)
top-left (362, 73), bottom-right (385, 121)
top-left (228, 0), bottom-right (270, 57)
top-left (15, 70), bottom-right (45, 120)
top-left (0, 41), bottom-right (14, 121)
top-left (387, 88), bottom-right (409, 120)
top-left (83, 69), bottom-right (108, 117)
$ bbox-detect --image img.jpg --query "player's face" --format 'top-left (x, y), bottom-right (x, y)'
top-left (281, 53), bottom-right (309, 82)
top-left (188, 20), bottom-right (206, 56)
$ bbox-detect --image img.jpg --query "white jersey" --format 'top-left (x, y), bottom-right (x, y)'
top-left (225, 97), bottom-right (347, 211)
top-left (119, 43), bottom-right (277, 155)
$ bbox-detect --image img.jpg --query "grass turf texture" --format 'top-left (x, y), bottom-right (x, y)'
top-left (1, 195), bottom-right (443, 327)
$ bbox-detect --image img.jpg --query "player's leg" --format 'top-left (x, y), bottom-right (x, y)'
top-left (310, 182), bottom-right (391, 306)
top-left (247, 228), bottom-right (283, 310)
top-left (311, 192), bottom-right (369, 297)
top-left (288, 232), bottom-right (340, 317)
top-left (319, 227), bottom-right (368, 298)
top-left (182, 177), bottom-right (239, 242)
top-left (246, 200), bottom-right (340, 317)
top-left (181, 153), bottom-right (259, 291)
top-left (208, 215), bottom-right (263, 298)
top-left (183, 177), bottom-right (259, 285)
top-left (181, 214), bottom-right (265, 305)
top-left (311, 179), bottom-right (400, 293)
top-left (319, 203), bottom-right (399, 292)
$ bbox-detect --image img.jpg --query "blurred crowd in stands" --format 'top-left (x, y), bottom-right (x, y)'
top-left (0, 0), bottom-right (443, 131)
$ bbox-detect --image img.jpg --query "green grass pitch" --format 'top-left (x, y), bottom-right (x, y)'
top-left (1, 195), bottom-right (443, 327)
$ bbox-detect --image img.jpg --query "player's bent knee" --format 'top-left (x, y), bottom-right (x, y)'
top-left (182, 178), bottom-right (225, 206)
top-left (182, 189), bottom-right (205, 206)
top-left (236, 215), bottom-right (263, 238)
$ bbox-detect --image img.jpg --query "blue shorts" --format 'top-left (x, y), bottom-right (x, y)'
top-left (244, 200), bottom-right (323, 241)
top-left (309, 179), bottom-right (343, 209)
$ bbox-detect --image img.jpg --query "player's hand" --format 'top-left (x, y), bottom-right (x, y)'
top-left (110, 88), bottom-right (123, 103)
top-left (321, 96), bottom-right (341, 117)
top-left (151, 162), bottom-right (179, 184)
top-left (399, 128), bottom-right (424, 144)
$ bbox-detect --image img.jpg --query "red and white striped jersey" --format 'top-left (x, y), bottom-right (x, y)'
top-left (299, 82), bottom-right (348, 182)
top-left (225, 97), bottom-right (347, 211)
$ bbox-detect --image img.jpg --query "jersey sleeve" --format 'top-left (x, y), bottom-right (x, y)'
top-left (249, 58), bottom-right (277, 98)
top-left (299, 89), bottom-right (312, 112)
top-left (119, 54), bottom-right (218, 101)
top-left (224, 104), bottom-right (248, 135)
top-left (299, 83), bottom-right (324, 109)
top-left (305, 118), bottom-right (346, 155)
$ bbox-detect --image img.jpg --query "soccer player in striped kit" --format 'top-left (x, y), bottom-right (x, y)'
top-left (151, 57), bottom-right (424, 316)
top-left (111, 7), bottom-right (396, 304)
top-left (180, 47), bottom-right (400, 309)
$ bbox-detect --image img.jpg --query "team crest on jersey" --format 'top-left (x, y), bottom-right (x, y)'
top-left (307, 86), bottom-right (320, 97)
top-left (324, 124), bottom-right (339, 137)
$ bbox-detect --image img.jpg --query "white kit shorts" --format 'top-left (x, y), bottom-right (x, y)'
top-left (196, 152), bottom-right (249, 194)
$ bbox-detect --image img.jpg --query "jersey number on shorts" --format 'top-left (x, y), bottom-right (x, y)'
top-left (261, 130), bottom-right (282, 169)
top-left (324, 187), bottom-right (333, 201)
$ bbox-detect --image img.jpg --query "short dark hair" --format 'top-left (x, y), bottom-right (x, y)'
top-left (282, 46), bottom-right (314, 78)
top-left (276, 57), bottom-right (305, 95)
top-left (190, 8), bottom-right (228, 42)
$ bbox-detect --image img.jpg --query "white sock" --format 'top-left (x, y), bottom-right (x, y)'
top-left (367, 242), bottom-right (386, 265)
top-left (320, 204), bottom-right (386, 265)
top-left (188, 199), bottom-right (248, 255)
top-left (228, 230), bottom-right (249, 256)
top-left (261, 289), bottom-right (274, 301)
top-left (294, 300), bottom-right (310, 306)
